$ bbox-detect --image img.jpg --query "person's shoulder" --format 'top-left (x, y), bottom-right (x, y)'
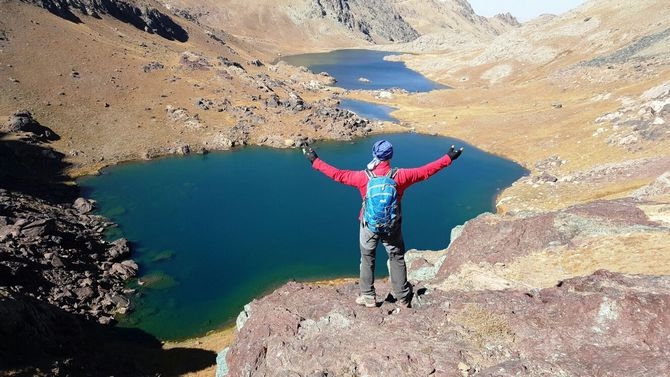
top-left (371, 167), bottom-right (389, 175)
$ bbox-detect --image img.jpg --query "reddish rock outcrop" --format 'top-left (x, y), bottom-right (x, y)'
top-left (427, 197), bottom-right (670, 291)
top-left (222, 271), bottom-right (669, 376)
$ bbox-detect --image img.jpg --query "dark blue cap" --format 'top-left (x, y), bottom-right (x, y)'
top-left (372, 140), bottom-right (393, 161)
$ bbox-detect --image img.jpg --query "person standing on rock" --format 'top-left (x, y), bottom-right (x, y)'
top-left (302, 140), bottom-right (463, 308)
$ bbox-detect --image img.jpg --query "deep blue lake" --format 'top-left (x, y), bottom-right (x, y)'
top-left (282, 49), bottom-right (447, 122)
top-left (79, 134), bottom-right (526, 340)
top-left (282, 49), bottom-right (446, 92)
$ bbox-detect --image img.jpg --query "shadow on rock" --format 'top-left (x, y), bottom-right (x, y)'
top-left (0, 133), bottom-right (77, 203)
top-left (4, 110), bottom-right (60, 142)
top-left (0, 293), bottom-right (216, 376)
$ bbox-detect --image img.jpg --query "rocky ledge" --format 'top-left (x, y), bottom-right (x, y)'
top-left (219, 175), bottom-right (670, 376)
top-left (221, 271), bottom-right (669, 377)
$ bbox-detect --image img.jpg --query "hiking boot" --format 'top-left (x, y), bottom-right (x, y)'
top-left (355, 294), bottom-right (377, 308)
top-left (400, 288), bottom-right (428, 309)
top-left (397, 290), bottom-right (414, 308)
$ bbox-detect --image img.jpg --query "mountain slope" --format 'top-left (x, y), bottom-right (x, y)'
top-left (156, 0), bottom-right (515, 54)
top-left (390, 0), bottom-right (519, 51)
top-left (0, 0), bottom-right (519, 175)
top-left (0, 0), bottom-right (378, 175)
top-left (398, 0), bottom-right (670, 83)
top-left (155, 0), bottom-right (416, 53)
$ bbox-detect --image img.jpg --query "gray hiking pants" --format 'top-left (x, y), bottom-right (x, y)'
top-left (359, 222), bottom-right (412, 302)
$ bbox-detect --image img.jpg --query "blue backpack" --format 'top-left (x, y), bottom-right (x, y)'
top-left (363, 168), bottom-right (400, 235)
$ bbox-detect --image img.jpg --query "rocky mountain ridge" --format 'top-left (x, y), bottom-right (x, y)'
top-left (310, 0), bottom-right (420, 43)
top-left (390, 0), bottom-right (519, 50)
top-left (157, 0), bottom-right (516, 54)
top-left (21, 0), bottom-right (188, 41)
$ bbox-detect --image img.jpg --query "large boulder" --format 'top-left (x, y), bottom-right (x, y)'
top-left (109, 260), bottom-right (139, 280)
top-left (3, 110), bottom-right (59, 141)
top-left (107, 238), bottom-right (131, 260)
top-left (73, 197), bottom-right (95, 214)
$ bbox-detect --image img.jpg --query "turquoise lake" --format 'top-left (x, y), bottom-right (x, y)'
top-left (79, 134), bottom-right (526, 340)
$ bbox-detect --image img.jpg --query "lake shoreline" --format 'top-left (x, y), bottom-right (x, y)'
top-left (64, 126), bottom-right (406, 179)
top-left (161, 278), bottom-right (360, 377)
top-left (63, 48), bottom-right (447, 179)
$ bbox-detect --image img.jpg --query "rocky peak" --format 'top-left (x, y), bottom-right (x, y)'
top-left (451, 0), bottom-right (479, 21)
top-left (314, 0), bottom-right (419, 43)
top-left (387, 0), bottom-right (519, 50)
top-left (494, 12), bottom-right (520, 26)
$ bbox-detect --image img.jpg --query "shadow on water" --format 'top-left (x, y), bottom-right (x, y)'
top-left (0, 132), bottom-right (77, 203)
top-left (0, 294), bottom-right (216, 376)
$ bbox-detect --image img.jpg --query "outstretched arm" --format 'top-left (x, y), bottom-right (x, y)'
top-left (302, 146), bottom-right (366, 187)
top-left (397, 145), bottom-right (464, 186)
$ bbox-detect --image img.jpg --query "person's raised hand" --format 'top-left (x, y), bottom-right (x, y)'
top-left (302, 145), bottom-right (318, 164)
top-left (447, 145), bottom-right (464, 161)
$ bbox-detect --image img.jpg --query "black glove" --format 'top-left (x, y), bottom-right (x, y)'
top-left (302, 146), bottom-right (318, 164)
top-left (447, 145), bottom-right (463, 161)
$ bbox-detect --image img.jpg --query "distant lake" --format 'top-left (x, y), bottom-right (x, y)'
top-left (282, 49), bottom-right (447, 122)
top-left (79, 133), bottom-right (526, 340)
top-left (282, 49), bottom-right (446, 92)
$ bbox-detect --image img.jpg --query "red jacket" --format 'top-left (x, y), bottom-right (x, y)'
top-left (312, 154), bottom-right (454, 217)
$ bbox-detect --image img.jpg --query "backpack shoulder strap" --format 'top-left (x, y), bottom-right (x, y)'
top-left (386, 168), bottom-right (398, 179)
top-left (365, 169), bottom-right (376, 179)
